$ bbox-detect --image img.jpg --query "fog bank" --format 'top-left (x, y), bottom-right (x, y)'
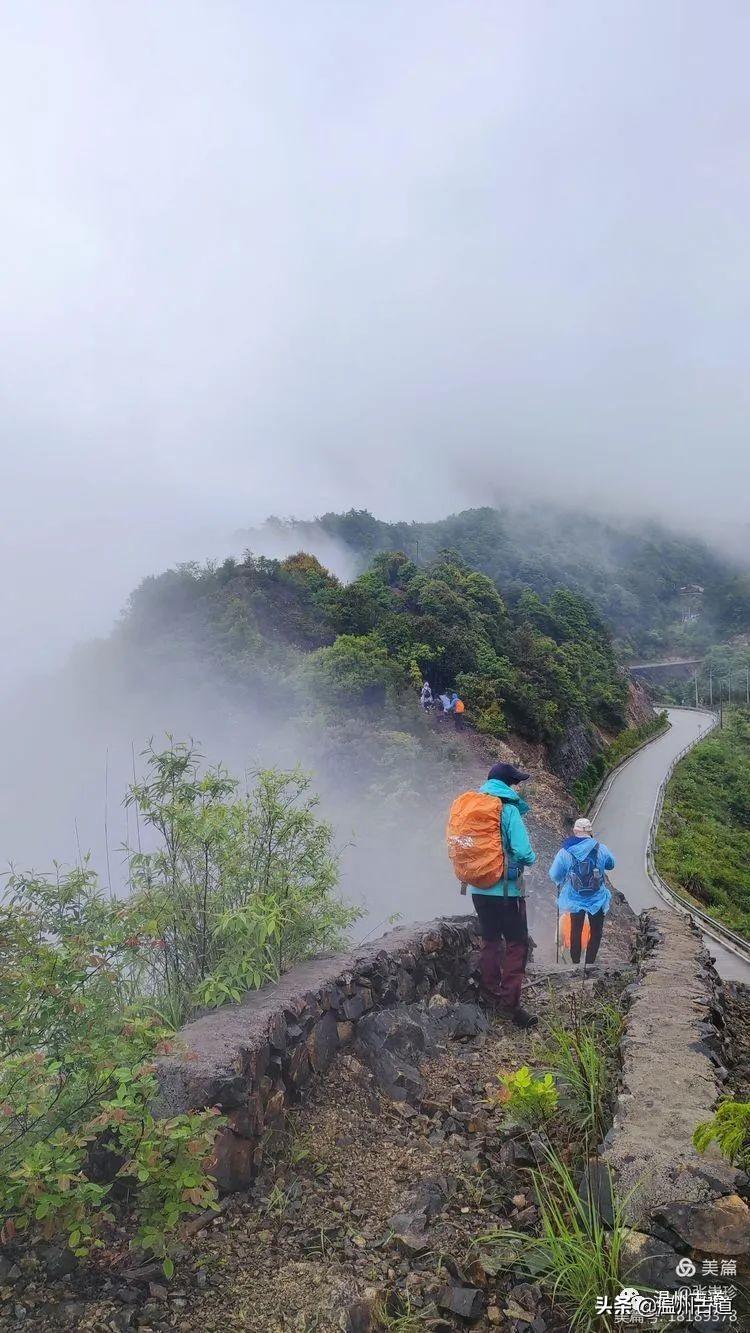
top-left (3, 1), bottom-right (750, 696)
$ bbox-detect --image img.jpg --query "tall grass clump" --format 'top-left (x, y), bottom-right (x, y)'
top-left (542, 996), bottom-right (623, 1143)
top-left (480, 1149), bottom-right (631, 1333)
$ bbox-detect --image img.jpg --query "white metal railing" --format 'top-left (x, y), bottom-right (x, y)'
top-left (645, 709), bottom-right (750, 969)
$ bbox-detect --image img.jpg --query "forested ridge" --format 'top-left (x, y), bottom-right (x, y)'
top-left (121, 546), bottom-right (627, 753)
top-left (241, 505), bottom-right (750, 658)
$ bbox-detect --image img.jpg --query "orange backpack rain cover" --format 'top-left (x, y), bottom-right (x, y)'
top-left (446, 792), bottom-right (505, 889)
top-left (559, 913), bottom-right (591, 951)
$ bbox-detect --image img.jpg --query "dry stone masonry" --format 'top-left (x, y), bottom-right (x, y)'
top-left (155, 900), bottom-right (750, 1276)
top-left (154, 918), bottom-right (476, 1192)
top-left (601, 909), bottom-right (750, 1262)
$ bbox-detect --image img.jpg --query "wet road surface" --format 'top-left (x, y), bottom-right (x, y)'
top-left (592, 707), bottom-right (750, 983)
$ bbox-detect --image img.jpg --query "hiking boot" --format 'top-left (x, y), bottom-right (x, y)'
top-left (508, 1006), bottom-right (538, 1029)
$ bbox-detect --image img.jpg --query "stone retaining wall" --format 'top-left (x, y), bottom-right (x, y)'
top-left (154, 917), bottom-right (476, 1192)
top-left (601, 909), bottom-right (750, 1260)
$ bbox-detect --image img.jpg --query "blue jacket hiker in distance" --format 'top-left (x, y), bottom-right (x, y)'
top-left (548, 817), bottom-right (615, 967)
top-left (469, 762), bottom-right (538, 1029)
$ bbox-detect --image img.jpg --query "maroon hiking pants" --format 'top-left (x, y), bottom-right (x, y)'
top-left (471, 894), bottom-right (529, 1012)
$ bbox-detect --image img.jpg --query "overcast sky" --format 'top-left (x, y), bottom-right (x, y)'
top-left (2, 0), bottom-right (750, 685)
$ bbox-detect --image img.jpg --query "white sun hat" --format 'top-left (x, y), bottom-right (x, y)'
top-left (573, 817), bottom-right (594, 836)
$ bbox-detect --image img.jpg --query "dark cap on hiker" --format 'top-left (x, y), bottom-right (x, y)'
top-left (487, 762), bottom-right (530, 785)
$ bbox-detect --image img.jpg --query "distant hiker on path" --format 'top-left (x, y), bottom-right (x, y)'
top-left (548, 817), bottom-right (615, 969)
top-left (420, 680), bottom-right (433, 710)
top-left (439, 692), bottom-right (452, 715)
top-left (450, 692), bottom-right (465, 730)
top-left (446, 762), bottom-right (538, 1028)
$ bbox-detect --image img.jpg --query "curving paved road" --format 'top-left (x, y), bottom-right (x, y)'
top-left (591, 707), bottom-right (750, 982)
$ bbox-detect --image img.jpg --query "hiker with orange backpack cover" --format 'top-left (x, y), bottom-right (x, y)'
top-left (451, 693), bottom-right (466, 730)
top-left (446, 762), bottom-right (537, 1028)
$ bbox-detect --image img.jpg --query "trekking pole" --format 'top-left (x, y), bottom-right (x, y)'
top-left (555, 904), bottom-right (560, 965)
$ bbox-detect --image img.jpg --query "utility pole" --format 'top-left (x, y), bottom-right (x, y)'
top-left (728, 667), bottom-right (732, 710)
top-left (694, 672), bottom-right (699, 708)
top-left (709, 666), bottom-right (713, 707)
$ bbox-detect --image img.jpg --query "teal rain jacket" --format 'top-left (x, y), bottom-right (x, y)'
top-left (469, 779), bottom-right (537, 898)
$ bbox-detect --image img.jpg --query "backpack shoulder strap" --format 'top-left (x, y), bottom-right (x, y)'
top-left (498, 800), bottom-right (510, 897)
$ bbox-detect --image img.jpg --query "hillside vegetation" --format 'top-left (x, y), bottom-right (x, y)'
top-left (242, 505), bottom-right (750, 658)
top-left (121, 547), bottom-right (627, 754)
top-left (656, 708), bottom-right (750, 938)
top-left (0, 741), bottom-right (354, 1269)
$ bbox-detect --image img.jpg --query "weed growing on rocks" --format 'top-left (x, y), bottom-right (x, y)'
top-left (375, 1291), bottom-right (428, 1330)
top-left (541, 993), bottom-right (623, 1143)
top-left (260, 1182), bottom-right (300, 1221)
top-left (480, 1149), bottom-right (629, 1333)
top-left (494, 1066), bottom-right (559, 1130)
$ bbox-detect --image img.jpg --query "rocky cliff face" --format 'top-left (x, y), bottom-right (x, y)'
top-left (548, 679), bottom-right (656, 786)
top-left (548, 714), bottom-right (603, 786)
top-left (626, 676), bottom-right (657, 727)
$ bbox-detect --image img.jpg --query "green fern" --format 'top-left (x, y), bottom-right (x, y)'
top-left (693, 1100), bottom-right (750, 1169)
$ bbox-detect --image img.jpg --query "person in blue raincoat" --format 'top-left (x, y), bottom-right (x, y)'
top-left (548, 817), bottom-right (615, 966)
